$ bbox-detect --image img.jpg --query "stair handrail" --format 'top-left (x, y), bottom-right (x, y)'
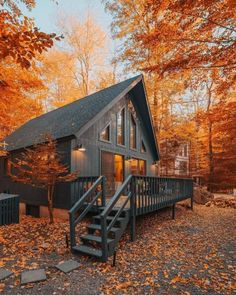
top-left (69, 175), bottom-right (106, 249)
top-left (100, 174), bottom-right (133, 219)
top-left (100, 174), bottom-right (134, 261)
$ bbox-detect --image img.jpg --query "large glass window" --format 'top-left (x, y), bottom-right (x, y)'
top-left (100, 124), bottom-right (110, 142)
top-left (130, 158), bottom-right (146, 175)
top-left (130, 115), bottom-right (137, 149)
top-left (117, 108), bottom-right (125, 145)
top-left (130, 158), bottom-right (139, 175)
top-left (139, 160), bottom-right (146, 175)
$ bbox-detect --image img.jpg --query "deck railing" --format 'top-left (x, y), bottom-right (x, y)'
top-left (133, 176), bottom-right (193, 215)
top-left (71, 176), bottom-right (99, 205)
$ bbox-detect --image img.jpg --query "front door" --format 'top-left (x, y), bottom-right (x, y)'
top-left (101, 151), bottom-right (124, 197)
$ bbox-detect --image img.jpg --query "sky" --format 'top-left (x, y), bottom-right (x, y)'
top-left (24, 0), bottom-right (112, 36)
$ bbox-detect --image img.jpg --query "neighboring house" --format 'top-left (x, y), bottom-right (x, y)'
top-left (175, 143), bottom-right (190, 176)
top-left (0, 75), bottom-right (159, 217)
top-left (159, 141), bottom-right (190, 177)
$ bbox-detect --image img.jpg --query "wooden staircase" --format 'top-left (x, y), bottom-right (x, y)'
top-left (72, 207), bottom-right (130, 259)
top-left (69, 175), bottom-right (135, 262)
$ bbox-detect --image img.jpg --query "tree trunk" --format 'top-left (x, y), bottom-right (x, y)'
top-left (206, 81), bottom-right (214, 192)
top-left (47, 185), bottom-right (54, 224)
top-left (208, 120), bottom-right (214, 192)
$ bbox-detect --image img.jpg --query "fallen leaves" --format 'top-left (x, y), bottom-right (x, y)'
top-left (0, 215), bottom-right (88, 274)
top-left (0, 204), bottom-right (235, 294)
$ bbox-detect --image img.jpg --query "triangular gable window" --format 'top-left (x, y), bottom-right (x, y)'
top-left (100, 124), bottom-right (111, 142)
top-left (141, 140), bottom-right (146, 153)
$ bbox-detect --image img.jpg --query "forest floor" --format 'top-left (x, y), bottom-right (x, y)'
top-left (0, 203), bottom-right (235, 294)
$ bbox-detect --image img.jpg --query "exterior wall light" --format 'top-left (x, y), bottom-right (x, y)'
top-left (75, 144), bottom-right (86, 151)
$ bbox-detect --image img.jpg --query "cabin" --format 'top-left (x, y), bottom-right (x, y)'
top-left (0, 75), bottom-right (158, 215)
top-left (0, 75), bottom-right (193, 261)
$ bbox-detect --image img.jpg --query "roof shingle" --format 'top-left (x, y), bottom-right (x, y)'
top-left (6, 76), bottom-right (141, 151)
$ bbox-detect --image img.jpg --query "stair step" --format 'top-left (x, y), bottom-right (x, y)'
top-left (72, 245), bottom-right (102, 258)
top-left (87, 224), bottom-right (120, 233)
top-left (93, 215), bottom-right (125, 222)
top-left (81, 234), bottom-right (114, 244)
top-left (99, 207), bottom-right (130, 212)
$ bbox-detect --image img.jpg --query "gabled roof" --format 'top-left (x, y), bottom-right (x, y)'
top-left (6, 75), bottom-right (159, 160)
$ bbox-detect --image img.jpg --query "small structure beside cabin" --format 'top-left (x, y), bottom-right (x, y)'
top-left (0, 193), bottom-right (19, 225)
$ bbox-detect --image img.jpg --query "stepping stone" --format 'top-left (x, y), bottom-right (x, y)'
top-left (0, 268), bottom-right (13, 281)
top-left (21, 269), bottom-right (46, 285)
top-left (55, 259), bottom-right (80, 273)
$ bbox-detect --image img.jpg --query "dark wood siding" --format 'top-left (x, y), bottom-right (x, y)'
top-left (72, 94), bottom-right (157, 179)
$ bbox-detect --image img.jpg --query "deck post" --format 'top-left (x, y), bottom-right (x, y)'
top-left (101, 216), bottom-right (108, 262)
top-left (101, 176), bottom-right (106, 207)
top-left (172, 203), bottom-right (176, 220)
top-left (130, 177), bottom-right (136, 242)
top-left (69, 212), bottom-right (76, 250)
top-left (190, 179), bottom-right (194, 211)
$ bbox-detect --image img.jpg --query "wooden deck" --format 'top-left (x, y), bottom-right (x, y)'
top-left (69, 175), bottom-right (193, 261)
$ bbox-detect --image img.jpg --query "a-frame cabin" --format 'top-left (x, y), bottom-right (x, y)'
top-left (0, 75), bottom-right (193, 261)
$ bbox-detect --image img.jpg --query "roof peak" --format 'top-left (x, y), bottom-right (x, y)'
top-left (5, 74), bottom-right (143, 151)
top-left (28, 75), bottom-right (142, 124)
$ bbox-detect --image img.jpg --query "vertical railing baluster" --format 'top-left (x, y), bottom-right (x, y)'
top-left (101, 215), bottom-right (108, 262)
top-left (69, 212), bottom-right (76, 249)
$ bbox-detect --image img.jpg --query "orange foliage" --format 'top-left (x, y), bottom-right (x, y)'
top-left (0, 0), bottom-right (61, 68)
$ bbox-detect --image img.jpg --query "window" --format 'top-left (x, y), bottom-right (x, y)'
top-left (139, 160), bottom-right (146, 175)
top-left (130, 158), bottom-right (139, 175)
top-left (141, 140), bottom-right (146, 153)
top-left (100, 124), bottom-right (110, 142)
top-left (130, 158), bottom-right (146, 175)
top-left (117, 108), bottom-right (125, 145)
top-left (130, 115), bottom-right (137, 149)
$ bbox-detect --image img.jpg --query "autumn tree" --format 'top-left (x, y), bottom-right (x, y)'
top-left (0, 0), bottom-right (59, 144)
top-left (104, 0), bottom-right (236, 188)
top-left (0, 58), bottom-right (45, 142)
top-left (40, 50), bottom-right (83, 109)
top-left (10, 136), bottom-right (78, 223)
top-left (0, 0), bottom-right (60, 69)
top-left (57, 12), bottom-right (109, 97)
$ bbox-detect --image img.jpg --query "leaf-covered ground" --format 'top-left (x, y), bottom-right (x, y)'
top-left (0, 204), bottom-right (235, 294)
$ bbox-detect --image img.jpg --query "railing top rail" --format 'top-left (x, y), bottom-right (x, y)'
top-left (100, 174), bottom-right (133, 218)
top-left (69, 175), bottom-right (104, 214)
top-left (132, 174), bottom-right (193, 181)
top-left (71, 176), bottom-right (99, 182)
